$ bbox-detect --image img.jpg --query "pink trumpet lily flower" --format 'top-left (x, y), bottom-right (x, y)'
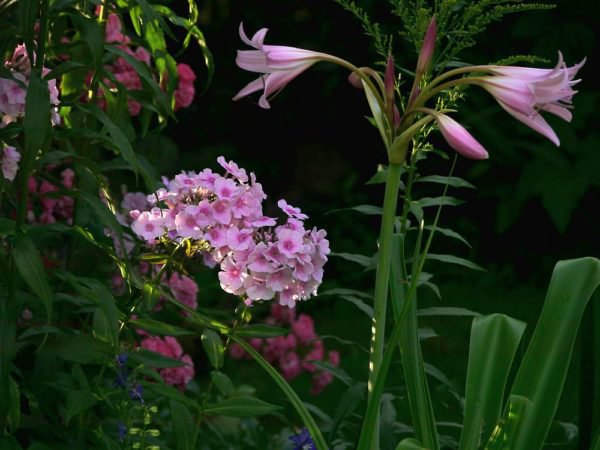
top-left (233, 23), bottom-right (334, 109)
top-left (434, 113), bottom-right (489, 160)
top-left (475, 52), bottom-right (585, 146)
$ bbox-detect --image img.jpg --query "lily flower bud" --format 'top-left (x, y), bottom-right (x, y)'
top-left (416, 16), bottom-right (437, 76)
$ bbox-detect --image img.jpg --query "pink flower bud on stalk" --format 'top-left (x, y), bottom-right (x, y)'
top-left (415, 16), bottom-right (437, 77)
top-left (383, 54), bottom-right (399, 130)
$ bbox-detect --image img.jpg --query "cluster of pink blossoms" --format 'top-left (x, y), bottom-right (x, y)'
top-left (26, 166), bottom-right (74, 224)
top-left (100, 13), bottom-right (196, 116)
top-left (230, 304), bottom-right (340, 395)
top-left (128, 157), bottom-right (330, 308)
top-left (1, 145), bottom-right (20, 181)
top-left (0, 44), bottom-right (61, 127)
top-left (139, 334), bottom-right (195, 390)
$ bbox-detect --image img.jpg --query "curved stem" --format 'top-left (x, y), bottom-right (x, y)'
top-left (231, 335), bottom-right (328, 450)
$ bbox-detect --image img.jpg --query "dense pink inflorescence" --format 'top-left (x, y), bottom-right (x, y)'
top-left (0, 45), bottom-right (61, 127)
top-left (26, 166), bottom-right (74, 224)
top-left (229, 303), bottom-right (340, 395)
top-left (98, 13), bottom-right (197, 116)
top-left (140, 335), bottom-right (195, 390)
top-left (128, 156), bottom-right (330, 309)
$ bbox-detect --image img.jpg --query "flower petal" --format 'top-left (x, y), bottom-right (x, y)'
top-left (233, 76), bottom-right (265, 102)
top-left (236, 50), bottom-right (270, 73)
top-left (497, 101), bottom-right (560, 146)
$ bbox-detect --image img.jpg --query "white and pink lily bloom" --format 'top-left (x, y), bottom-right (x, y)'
top-left (233, 23), bottom-right (335, 109)
top-left (475, 53), bottom-right (585, 146)
top-left (434, 113), bottom-right (489, 160)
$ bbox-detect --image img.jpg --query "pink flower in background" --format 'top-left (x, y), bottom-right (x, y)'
top-left (167, 273), bottom-right (198, 311)
top-left (475, 53), bottom-right (585, 146)
top-left (228, 304), bottom-right (339, 395)
top-left (233, 23), bottom-right (334, 109)
top-left (174, 63), bottom-right (196, 111)
top-left (1, 145), bottom-right (20, 181)
top-left (140, 335), bottom-right (195, 390)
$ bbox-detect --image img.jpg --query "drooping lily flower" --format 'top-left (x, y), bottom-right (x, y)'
top-left (474, 52), bottom-right (585, 146)
top-left (233, 23), bottom-right (337, 109)
top-left (433, 112), bottom-right (489, 160)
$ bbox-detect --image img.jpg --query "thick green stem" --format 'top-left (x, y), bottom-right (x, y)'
top-left (365, 161), bottom-right (403, 449)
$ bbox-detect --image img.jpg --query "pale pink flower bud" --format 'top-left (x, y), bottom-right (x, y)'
top-left (435, 113), bottom-right (489, 160)
top-left (416, 16), bottom-right (437, 75)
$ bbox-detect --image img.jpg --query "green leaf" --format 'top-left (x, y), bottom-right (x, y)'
top-left (235, 324), bottom-right (288, 338)
top-left (201, 329), bottom-right (224, 369)
top-left (230, 336), bottom-right (327, 449)
top-left (65, 390), bottom-right (98, 424)
top-left (203, 397), bottom-right (282, 417)
top-left (210, 371), bottom-right (234, 396)
top-left (361, 80), bottom-right (389, 148)
top-left (486, 395), bottom-right (534, 450)
top-left (336, 294), bottom-right (373, 318)
top-left (415, 175), bottom-right (475, 189)
top-left (130, 348), bottom-right (186, 368)
top-left (170, 400), bottom-right (194, 450)
top-left (319, 288), bottom-right (371, 299)
top-left (328, 204), bottom-right (383, 215)
top-left (329, 383), bottom-right (366, 442)
top-left (395, 438), bottom-right (426, 450)
top-left (426, 253), bottom-right (485, 271)
top-left (51, 334), bottom-right (113, 364)
top-left (13, 233), bottom-right (52, 318)
top-left (6, 377), bottom-right (20, 432)
top-left (23, 72), bottom-right (51, 176)
top-left (0, 435), bottom-right (22, 450)
top-left (331, 252), bottom-right (372, 267)
top-left (458, 314), bottom-right (526, 450)
top-left (417, 307), bottom-right (480, 317)
top-left (77, 103), bottom-right (144, 184)
top-left (307, 360), bottom-right (353, 386)
top-left (487, 257), bottom-right (600, 450)
top-left (417, 197), bottom-right (465, 208)
top-left (105, 45), bottom-right (170, 117)
top-left (19, 0), bottom-right (38, 56)
top-left (131, 318), bottom-right (194, 337)
top-left (143, 381), bottom-right (197, 409)
top-left (69, 12), bottom-right (103, 69)
top-left (423, 225), bottom-right (471, 248)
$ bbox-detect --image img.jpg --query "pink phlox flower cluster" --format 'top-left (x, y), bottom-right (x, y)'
top-left (152, 272), bottom-right (199, 316)
top-left (26, 167), bottom-right (74, 224)
top-left (229, 304), bottom-right (340, 395)
top-left (129, 157), bottom-right (329, 308)
top-left (99, 14), bottom-right (197, 116)
top-left (140, 335), bottom-right (195, 390)
top-left (0, 45), bottom-right (60, 127)
top-left (1, 145), bottom-right (20, 181)
top-left (174, 63), bottom-right (196, 111)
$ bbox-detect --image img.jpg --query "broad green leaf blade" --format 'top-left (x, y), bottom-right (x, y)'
top-left (201, 329), bottom-right (224, 369)
top-left (418, 197), bottom-right (465, 208)
top-left (50, 334), bottom-right (113, 364)
top-left (361, 80), bottom-right (389, 148)
top-left (423, 225), bottom-right (472, 248)
top-left (486, 395), bottom-right (533, 450)
top-left (13, 233), bottom-right (52, 318)
top-left (328, 204), bottom-right (383, 215)
top-left (395, 438), bottom-right (426, 450)
top-left (203, 397), bottom-right (282, 417)
top-left (487, 257), bottom-right (600, 450)
top-left (458, 314), bottom-right (526, 450)
top-left (170, 400), bottom-right (194, 450)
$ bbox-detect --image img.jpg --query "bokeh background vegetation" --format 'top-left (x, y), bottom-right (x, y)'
top-left (135, 0), bottom-right (598, 447)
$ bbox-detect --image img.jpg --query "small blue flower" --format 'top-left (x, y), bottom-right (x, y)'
top-left (116, 353), bottom-right (129, 368)
top-left (113, 372), bottom-right (128, 389)
top-left (117, 421), bottom-right (127, 442)
top-left (129, 383), bottom-right (144, 403)
top-left (289, 428), bottom-right (316, 450)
